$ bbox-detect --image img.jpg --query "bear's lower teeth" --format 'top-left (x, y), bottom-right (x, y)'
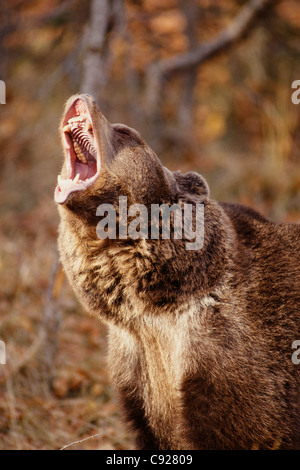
top-left (73, 141), bottom-right (88, 163)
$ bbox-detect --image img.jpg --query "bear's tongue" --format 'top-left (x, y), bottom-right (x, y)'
top-left (55, 115), bottom-right (98, 204)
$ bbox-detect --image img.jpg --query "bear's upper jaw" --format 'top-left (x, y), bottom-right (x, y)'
top-left (55, 96), bottom-right (101, 204)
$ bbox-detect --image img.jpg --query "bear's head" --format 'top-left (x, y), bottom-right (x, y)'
top-left (55, 94), bottom-right (209, 226)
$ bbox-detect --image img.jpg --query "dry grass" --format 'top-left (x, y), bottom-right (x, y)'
top-left (0, 197), bottom-right (135, 450)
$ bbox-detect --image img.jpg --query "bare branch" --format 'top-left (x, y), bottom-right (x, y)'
top-left (145, 0), bottom-right (277, 112)
top-left (60, 432), bottom-right (103, 450)
top-left (176, 0), bottom-right (200, 129)
top-left (81, 0), bottom-right (111, 98)
top-left (41, 252), bottom-right (64, 382)
top-left (81, 0), bottom-right (124, 107)
top-left (160, 0), bottom-right (276, 77)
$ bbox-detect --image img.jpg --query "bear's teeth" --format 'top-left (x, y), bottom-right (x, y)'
top-left (76, 151), bottom-right (87, 164)
top-left (68, 117), bottom-right (86, 123)
top-left (57, 174), bottom-right (81, 185)
top-left (73, 141), bottom-right (88, 163)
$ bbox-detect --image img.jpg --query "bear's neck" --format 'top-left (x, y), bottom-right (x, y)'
top-left (58, 200), bottom-right (236, 328)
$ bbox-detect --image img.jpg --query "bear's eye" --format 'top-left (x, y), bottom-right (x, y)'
top-left (115, 128), bottom-right (131, 138)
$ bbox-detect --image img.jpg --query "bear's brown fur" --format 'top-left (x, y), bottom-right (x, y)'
top-left (55, 94), bottom-right (300, 450)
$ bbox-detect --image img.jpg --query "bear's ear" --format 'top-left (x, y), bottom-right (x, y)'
top-left (173, 171), bottom-right (210, 203)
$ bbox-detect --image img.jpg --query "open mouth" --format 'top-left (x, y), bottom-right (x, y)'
top-left (55, 97), bottom-right (101, 204)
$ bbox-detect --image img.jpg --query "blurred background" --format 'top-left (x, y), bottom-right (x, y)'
top-left (0, 0), bottom-right (300, 450)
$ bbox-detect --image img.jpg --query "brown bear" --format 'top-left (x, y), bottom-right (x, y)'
top-left (55, 93), bottom-right (300, 450)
